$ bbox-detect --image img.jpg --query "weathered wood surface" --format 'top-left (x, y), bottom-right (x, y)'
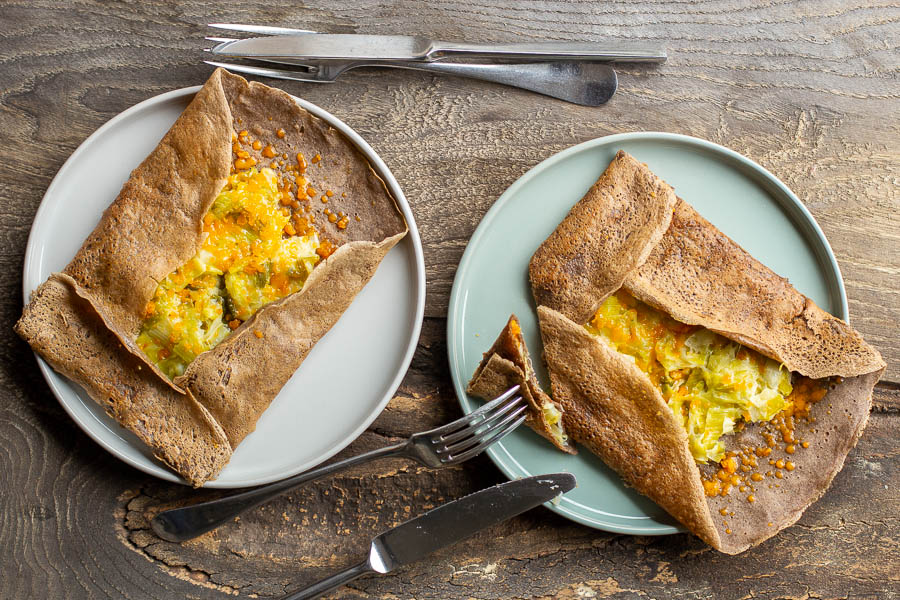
top-left (1, 1), bottom-right (898, 598)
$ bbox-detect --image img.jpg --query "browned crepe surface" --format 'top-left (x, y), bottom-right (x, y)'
top-left (15, 275), bottom-right (231, 487)
top-left (467, 315), bottom-right (576, 454)
top-left (218, 73), bottom-right (406, 248)
top-left (529, 150), bottom-right (678, 325)
top-left (537, 305), bottom-right (719, 546)
top-left (625, 199), bottom-right (884, 379)
top-left (177, 234), bottom-right (404, 447)
top-left (16, 69), bottom-right (407, 485)
top-left (529, 150), bottom-right (884, 553)
top-left (64, 72), bottom-right (233, 342)
top-left (702, 371), bottom-right (879, 554)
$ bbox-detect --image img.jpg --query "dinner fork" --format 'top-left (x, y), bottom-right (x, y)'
top-left (204, 58), bottom-right (618, 106)
top-left (151, 385), bottom-right (526, 542)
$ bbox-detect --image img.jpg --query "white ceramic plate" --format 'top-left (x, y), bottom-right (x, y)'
top-left (23, 86), bottom-right (425, 488)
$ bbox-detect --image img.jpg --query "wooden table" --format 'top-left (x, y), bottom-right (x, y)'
top-left (2, 1), bottom-right (898, 598)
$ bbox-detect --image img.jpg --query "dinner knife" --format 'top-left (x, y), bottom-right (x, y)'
top-left (210, 33), bottom-right (667, 63)
top-left (280, 473), bottom-right (576, 600)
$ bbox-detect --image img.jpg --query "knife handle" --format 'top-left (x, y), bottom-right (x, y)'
top-left (281, 560), bottom-right (373, 600)
top-left (430, 40), bottom-right (667, 63)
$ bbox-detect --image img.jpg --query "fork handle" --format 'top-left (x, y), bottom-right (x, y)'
top-left (389, 61), bottom-right (618, 106)
top-left (151, 441), bottom-right (408, 542)
top-left (281, 560), bottom-right (374, 600)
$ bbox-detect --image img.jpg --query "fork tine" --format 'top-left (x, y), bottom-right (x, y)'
top-left (203, 61), bottom-right (322, 82)
top-left (440, 403), bottom-right (528, 456)
top-left (205, 36), bottom-right (237, 43)
top-left (438, 395), bottom-right (524, 445)
top-left (443, 414), bottom-right (528, 464)
top-left (428, 385), bottom-right (521, 438)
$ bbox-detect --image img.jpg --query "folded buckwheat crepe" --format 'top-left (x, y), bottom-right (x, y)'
top-left (472, 150), bottom-right (884, 553)
top-left (17, 69), bottom-right (407, 486)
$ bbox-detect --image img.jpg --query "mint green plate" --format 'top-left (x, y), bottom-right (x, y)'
top-left (447, 132), bottom-right (847, 535)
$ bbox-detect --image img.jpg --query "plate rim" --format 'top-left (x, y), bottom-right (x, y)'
top-left (446, 131), bottom-right (848, 534)
top-left (22, 84), bottom-right (426, 488)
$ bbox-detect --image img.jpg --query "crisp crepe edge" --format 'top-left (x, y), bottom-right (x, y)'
top-left (176, 232), bottom-right (407, 447)
top-left (467, 314), bottom-right (576, 454)
top-left (15, 274), bottom-right (232, 487)
top-left (538, 303), bottom-right (888, 553)
top-left (706, 369), bottom-right (882, 554)
top-left (537, 305), bottom-right (721, 547)
top-left (528, 150), bottom-right (678, 325)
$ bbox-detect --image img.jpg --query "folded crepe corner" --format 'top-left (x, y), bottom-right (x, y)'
top-left (15, 274), bottom-right (231, 487)
top-left (467, 315), bottom-right (576, 454)
top-left (527, 149), bottom-right (884, 553)
top-left (537, 304), bottom-right (720, 547)
top-left (16, 68), bottom-right (408, 485)
top-left (529, 149), bottom-right (679, 325)
top-left (175, 233), bottom-right (405, 448)
top-left (624, 198), bottom-right (885, 380)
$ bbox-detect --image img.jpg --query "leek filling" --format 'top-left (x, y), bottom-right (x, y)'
top-left (137, 168), bottom-right (321, 379)
top-left (541, 400), bottom-right (568, 447)
top-left (512, 325), bottom-right (569, 448)
top-left (586, 290), bottom-right (793, 464)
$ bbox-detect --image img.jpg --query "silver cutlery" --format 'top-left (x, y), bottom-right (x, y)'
top-left (152, 385), bottom-right (526, 542)
top-left (204, 58), bottom-right (618, 106)
top-left (201, 23), bottom-right (667, 105)
top-left (208, 27), bottom-right (667, 63)
top-left (279, 472), bottom-right (577, 600)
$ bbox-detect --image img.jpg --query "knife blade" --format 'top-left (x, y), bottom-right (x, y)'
top-left (372, 472), bottom-right (575, 571)
top-left (280, 473), bottom-right (576, 600)
top-left (211, 33), bottom-right (666, 63)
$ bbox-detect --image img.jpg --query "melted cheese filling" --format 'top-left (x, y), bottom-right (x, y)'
top-left (137, 168), bottom-right (320, 379)
top-left (586, 289), bottom-right (794, 464)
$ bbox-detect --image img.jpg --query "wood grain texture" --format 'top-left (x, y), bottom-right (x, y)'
top-left (0, 0), bottom-right (897, 598)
